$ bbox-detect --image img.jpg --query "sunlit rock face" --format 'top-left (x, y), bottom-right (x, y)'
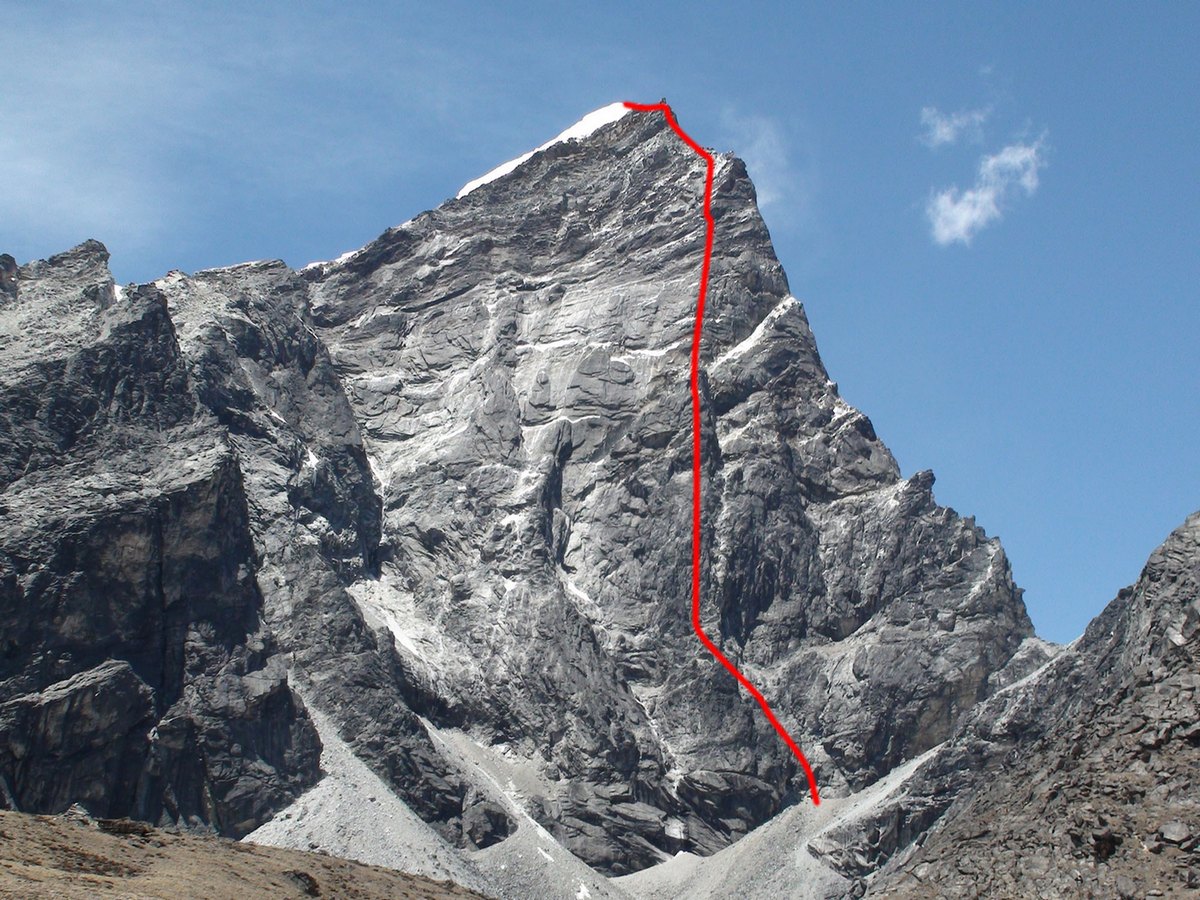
top-left (296, 108), bottom-right (1033, 869)
top-left (0, 107), bottom-right (1036, 875)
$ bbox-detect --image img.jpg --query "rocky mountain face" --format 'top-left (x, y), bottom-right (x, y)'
top-left (869, 511), bottom-right (1200, 898)
top-left (656, 509), bottom-right (1197, 899)
top-left (293, 108), bottom-right (1040, 871)
top-left (0, 243), bottom-right (320, 835)
top-left (2, 103), bottom-right (1191, 896)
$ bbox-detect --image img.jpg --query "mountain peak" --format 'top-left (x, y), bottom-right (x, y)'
top-left (455, 101), bottom-right (633, 199)
top-left (7, 99), bottom-right (1189, 900)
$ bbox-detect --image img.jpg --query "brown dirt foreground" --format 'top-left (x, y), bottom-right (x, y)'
top-left (0, 810), bottom-right (491, 899)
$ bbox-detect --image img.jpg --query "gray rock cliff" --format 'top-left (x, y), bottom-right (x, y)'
top-left (870, 511), bottom-right (1200, 897)
top-left (0, 104), bottom-right (1101, 887)
top-left (0, 242), bottom-right (320, 835)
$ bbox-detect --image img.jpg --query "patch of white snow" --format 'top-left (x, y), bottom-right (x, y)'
top-left (365, 450), bottom-right (391, 492)
top-left (302, 248), bottom-right (361, 272)
top-left (457, 102), bottom-right (631, 199)
top-left (710, 295), bottom-right (798, 369)
top-left (197, 260), bottom-right (272, 274)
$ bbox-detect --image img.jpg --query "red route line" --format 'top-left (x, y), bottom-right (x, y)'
top-left (623, 100), bottom-right (821, 807)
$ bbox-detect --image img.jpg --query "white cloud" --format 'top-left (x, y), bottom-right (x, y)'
top-left (926, 138), bottom-right (1046, 245)
top-left (920, 106), bottom-right (990, 147)
top-left (720, 110), bottom-right (793, 208)
top-left (716, 107), bottom-right (826, 271)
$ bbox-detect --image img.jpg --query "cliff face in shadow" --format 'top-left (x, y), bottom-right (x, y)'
top-left (870, 511), bottom-right (1200, 898)
top-left (0, 243), bottom-right (319, 835)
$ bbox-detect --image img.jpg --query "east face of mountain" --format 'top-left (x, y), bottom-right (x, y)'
top-left (4, 106), bottom-right (1052, 880)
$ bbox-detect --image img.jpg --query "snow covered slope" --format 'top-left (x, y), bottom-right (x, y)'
top-left (457, 102), bottom-right (631, 197)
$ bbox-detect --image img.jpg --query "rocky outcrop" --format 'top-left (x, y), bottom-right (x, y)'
top-left (0, 661), bottom-right (155, 816)
top-left (155, 260), bottom-right (488, 842)
top-left (868, 511), bottom-right (1200, 897)
top-left (0, 242), bottom-right (319, 837)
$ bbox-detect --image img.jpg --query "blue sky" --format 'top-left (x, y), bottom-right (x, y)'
top-left (3, 1), bottom-right (1196, 642)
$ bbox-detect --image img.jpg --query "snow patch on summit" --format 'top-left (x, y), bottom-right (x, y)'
top-left (301, 249), bottom-right (359, 272)
top-left (457, 102), bottom-right (631, 199)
